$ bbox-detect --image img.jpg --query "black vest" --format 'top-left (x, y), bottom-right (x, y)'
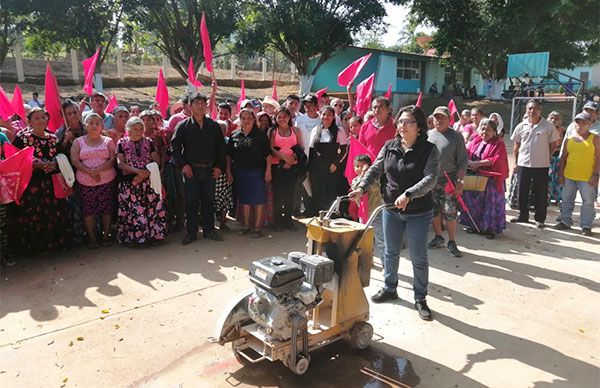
top-left (381, 134), bottom-right (436, 214)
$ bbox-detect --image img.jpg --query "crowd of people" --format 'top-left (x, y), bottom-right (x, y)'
top-left (1, 86), bottom-right (598, 321)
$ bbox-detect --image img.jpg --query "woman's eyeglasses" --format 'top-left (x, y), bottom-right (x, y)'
top-left (398, 119), bottom-right (416, 125)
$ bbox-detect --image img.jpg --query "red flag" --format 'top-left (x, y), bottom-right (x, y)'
top-left (105, 95), bottom-right (118, 114)
top-left (354, 73), bottom-right (375, 117)
top-left (11, 85), bottom-right (26, 121)
top-left (237, 79), bottom-right (246, 111)
top-left (443, 171), bottom-right (469, 212)
top-left (3, 143), bottom-right (19, 158)
top-left (448, 98), bottom-right (458, 126)
top-left (415, 91), bottom-right (422, 108)
top-left (200, 11), bottom-right (213, 74)
top-left (82, 48), bottom-right (100, 96)
top-left (187, 57), bottom-right (203, 87)
top-left (272, 80), bottom-right (278, 101)
top-left (337, 53), bottom-right (372, 87)
top-left (315, 87), bottom-right (328, 99)
top-left (384, 83), bottom-right (393, 99)
top-left (0, 146), bottom-right (34, 205)
top-left (44, 63), bottom-right (63, 132)
top-left (155, 68), bottom-right (169, 119)
top-left (0, 87), bottom-right (13, 120)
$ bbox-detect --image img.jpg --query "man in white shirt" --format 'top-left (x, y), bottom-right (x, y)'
top-left (295, 94), bottom-right (322, 155)
top-left (510, 99), bottom-right (560, 227)
top-left (27, 92), bottom-right (44, 108)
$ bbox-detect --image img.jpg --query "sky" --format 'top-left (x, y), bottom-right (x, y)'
top-left (381, 3), bottom-right (435, 47)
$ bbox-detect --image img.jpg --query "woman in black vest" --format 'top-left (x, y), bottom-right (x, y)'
top-left (350, 105), bottom-right (440, 321)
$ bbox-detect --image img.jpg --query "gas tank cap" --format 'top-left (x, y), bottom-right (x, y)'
top-left (271, 258), bottom-right (284, 266)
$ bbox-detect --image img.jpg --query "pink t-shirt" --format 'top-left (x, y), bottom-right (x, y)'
top-left (271, 127), bottom-right (298, 165)
top-left (358, 117), bottom-right (396, 157)
top-left (75, 136), bottom-right (116, 187)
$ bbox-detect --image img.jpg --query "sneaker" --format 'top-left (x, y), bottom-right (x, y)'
top-left (581, 228), bottom-right (593, 236)
top-left (447, 240), bottom-right (462, 257)
top-left (535, 221), bottom-right (545, 229)
top-left (427, 235), bottom-right (445, 249)
top-left (552, 222), bottom-right (571, 230)
top-left (510, 217), bottom-right (529, 223)
top-left (415, 300), bottom-right (433, 321)
top-left (204, 231), bottom-right (223, 241)
top-left (370, 288), bottom-right (399, 303)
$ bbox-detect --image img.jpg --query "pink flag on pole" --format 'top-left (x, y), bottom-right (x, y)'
top-left (187, 58), bottom-right (203, 87)
top-left (105, 95), bottom-right (118, 114)
top-left (315, 87), bottom-right (328, 99)
top-left (11, 85), bottom-right (26, 121)
top-left (0, 87), bottom-right (14, 120)
top-left (448, 98), bottom-right (458, 126)
top-left (3, 142), bottom-right (20, 158)
top-left (200, 11), bottom-right (213, 73)
top-left (82, 48), bottom-right (100, 96)
top-left (415, 91), bottom-right (422, 108)
top-left (384, 83), bottom-right (393, 99)
top-left (237, 79), bottom-right (246, 111)
top-left (337, 53), bottom-right (372, 87)
top-left (354, 73), bottom-right (375, 117)
top-left (44, 63), bottom-right (63, 132)
top-left (272, 80), bottom-right (278, 101)
top-left (155, 69), bottom-right (170, 119)
top-left (0, 146), bottom-right (34, 205)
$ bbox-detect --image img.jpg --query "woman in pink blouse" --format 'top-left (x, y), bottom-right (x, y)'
top-left (70, 113), bottom-right (117, 248)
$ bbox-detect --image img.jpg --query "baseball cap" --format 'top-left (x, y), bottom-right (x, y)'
top-left (583, 101), bottom-right (599, 111)
top-left (433, 106), bottom-right (450, 117)
top-left (574, 111), bottom-right (593, 122)
top-left (112, 106), bottom-right (129, 115)
top-left (302, 94), bottom-right (318, 105)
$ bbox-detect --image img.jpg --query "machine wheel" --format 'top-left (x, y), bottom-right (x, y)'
top-left (291, 355), bottom-right (310, 375)
top-left (231, 343), bottom-right (251, 365)
top-left (349, 321), bottom-right (373, 350)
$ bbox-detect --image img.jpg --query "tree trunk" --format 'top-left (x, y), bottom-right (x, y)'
top-left (298, 75), bottom-right (315, 95)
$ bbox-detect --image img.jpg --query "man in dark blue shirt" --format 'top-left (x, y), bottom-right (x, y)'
top-left (171, 93), bottom-right (226, 245)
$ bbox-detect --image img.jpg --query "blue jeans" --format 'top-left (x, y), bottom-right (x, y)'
top-left (559, 178), bottom-right (597, 229)
top-left (183, 166), bottom-right (216, 235)
top-left (382, 208), bottom-right (434, 301)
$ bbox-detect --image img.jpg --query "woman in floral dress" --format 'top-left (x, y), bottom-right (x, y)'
top-left (11, 108), bottom-right (69, 254)
top-left (116, 117), bottom-right (167, 246)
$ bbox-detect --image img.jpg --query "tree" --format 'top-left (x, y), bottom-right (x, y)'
top-left (392, 0), bottom-right (600, 83)
top-left (26, 0), bottom-right (128, 69)
top-left (237, 0), bottom-right (387, 93)
top-left (128, 0), bottom-right (241, 80)
top-left (355, 25), bottom-right (388, 50)
top-left (0, 0), bottom-right (27, 68)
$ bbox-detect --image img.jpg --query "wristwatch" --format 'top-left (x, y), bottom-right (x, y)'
top-left (404, 190), bottom-right (412, 198)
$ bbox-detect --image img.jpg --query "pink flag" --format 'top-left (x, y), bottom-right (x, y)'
top-left (448, 98), bottom-right (458, 126)
top-left (337, 53), bottom-right (372, 87)
top-left (0, 146), bottom-right (34, 205)
top-left (200, 12), bottom-right (213, 73)
top-left (82, 48), bottom-right (100, 96)
top-left (354, 73), bottom-right (375, 117)
top-left (315, 87), bottom-right (328, 99)
top-left (415, 91), bottom-right (422, 108)
top-left (211, 103), bottom-right (218, 120)
top-left (11, 85), bottom-right (26, 121)
top-left (272, 80), bottom-right (278, 101)
top-left (155, 69), bottom-right (170, 119)
top-left (105, 95), bottom-right (118, 114)
top-left (237, 79), bottom-right (246, 111)
top-left (344, 137), bottom-right (376, 223)
top-left (44, 63), bottom-right (63, 132)
top-left (3, 143), bottom-right (20, 158)
top-left (384, 83), bottom-right (392, 99)
top-left (187, 58), bottom-right (203, 87)
top-left (0, 87), bottom-right (13, 120)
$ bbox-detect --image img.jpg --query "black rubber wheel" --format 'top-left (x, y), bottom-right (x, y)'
top-left (349, 321), bottom-right (373, 350)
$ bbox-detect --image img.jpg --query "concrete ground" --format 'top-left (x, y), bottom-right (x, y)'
top-left (1, 199), bottom-right (598, 388)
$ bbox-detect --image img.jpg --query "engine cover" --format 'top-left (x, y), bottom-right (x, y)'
top-left (248, 288), bottom-right (307, 341)
top-left (249, 257), bottom-right (304, 297)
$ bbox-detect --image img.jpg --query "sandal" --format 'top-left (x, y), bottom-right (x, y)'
top-left (87, 242), bottom-right (99, 250)
top-left (238, 226), bottom-right (252, 235)
top-left (250, 230), bottom-right (263, 239)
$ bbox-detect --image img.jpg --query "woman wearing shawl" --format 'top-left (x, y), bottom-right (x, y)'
top-left (459, 119), bottom-right (509, 239)
top-left (116, 117), bottom-right (168, 246)
top-left (11, 108), bottom-right (70, 254)
top-left (547, 111), bottom-right (566, 205)
top-left (308, 106), bottom-right (348, 214)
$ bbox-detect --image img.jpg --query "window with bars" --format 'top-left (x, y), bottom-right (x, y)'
top-left (397, 59), bottom-right (421, 80)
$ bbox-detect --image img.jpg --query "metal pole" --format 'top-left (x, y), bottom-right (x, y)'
top-left (510, 97), bottom-right (516, 136)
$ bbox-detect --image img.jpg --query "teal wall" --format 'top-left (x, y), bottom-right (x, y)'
top-left (309, 47), bottom-right (435, 94)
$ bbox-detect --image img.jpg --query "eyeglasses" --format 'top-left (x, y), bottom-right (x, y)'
top-left (333, 104), bottom-right (343, 107)
top-left (398, 119), bottom-right (416, 125)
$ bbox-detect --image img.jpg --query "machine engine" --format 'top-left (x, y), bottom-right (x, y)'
top-left (247, 254), bottom-right (334, 341)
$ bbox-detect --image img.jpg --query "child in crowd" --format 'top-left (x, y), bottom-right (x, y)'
top-left (350, 154), bottom-right (381, 223)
